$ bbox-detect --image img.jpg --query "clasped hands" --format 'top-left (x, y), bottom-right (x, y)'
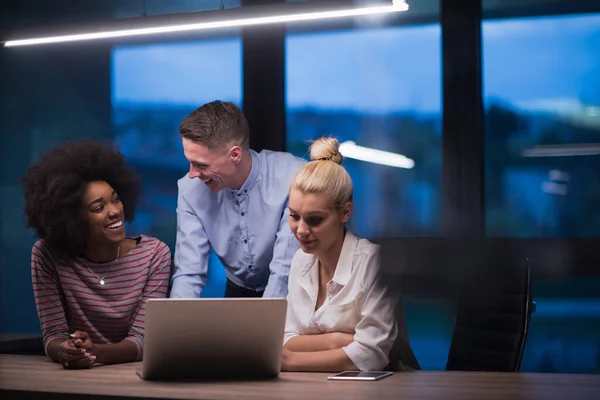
top-left (58, 331), bottom-right (96, 369)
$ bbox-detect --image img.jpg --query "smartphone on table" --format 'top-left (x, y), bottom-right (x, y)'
top-left (327, 371), bottom-right (393, 381)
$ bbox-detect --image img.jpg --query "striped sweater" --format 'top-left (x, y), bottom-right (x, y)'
top-left (31, 235), bottom-right (171, 360)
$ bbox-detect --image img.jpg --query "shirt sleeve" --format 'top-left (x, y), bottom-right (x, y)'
top-left (30, 242), bottom-right (71, 357)
top-left (282, 251), bottom-right (303, 345)
top-left (124, 240), bottom-right (171, 360)
top-left (342, 250), bottom-right (399, 371)
top-left (263, 201), bottom-right (301, 298)
top-left (170, 186), bottom-right (211, 298)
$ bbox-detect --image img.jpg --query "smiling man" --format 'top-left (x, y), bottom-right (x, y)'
top-left (170, 101), bottom-right (306, 298)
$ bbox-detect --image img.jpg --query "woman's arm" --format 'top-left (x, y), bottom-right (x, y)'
top-left (118, 241), bottom-right (171, 363)
top-left (284, 332), bottom-right (354, 352)
top-left (283, 256), bottom-right (354, 352)
top-left (77, 242), bottom-right (171, 365)
top-left (67, 330), bottom-right (136, 365)
top-left (66, 331), bottom-right (135, 365)
top-left (91, 340), bottom-right (139, 364)
top-left (283, 250), bottom-right (399, 372)
top-left (30, 244), bottom-right (76, 362)
top-left (47, 336), bottom-right (95, 369)
top-left (46, 338), bottom-right (66, 362)
top-left (281, 348), bottom-right (357, 372)
top-left (281, 250), bottom-right (356, 369)
top-left (338, 252), bottom-right (399, 371)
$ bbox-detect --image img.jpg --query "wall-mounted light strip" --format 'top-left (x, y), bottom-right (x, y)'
top-left (3, 1), bottom-right (408, 48)
top-left (522, 143), bottom-right (600, 157)
top-left (339, 140), bottom-right (415, 169)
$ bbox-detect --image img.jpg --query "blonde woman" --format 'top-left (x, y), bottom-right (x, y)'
top-left (281, 137), bottom-right (416, 372)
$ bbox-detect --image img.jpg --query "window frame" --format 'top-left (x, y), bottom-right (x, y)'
top-left (239, 0), bottom-right (600, 285)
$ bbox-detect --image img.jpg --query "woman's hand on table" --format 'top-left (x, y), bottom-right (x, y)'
top-left (71, 331), bottom-right (93, 352)
top-left (58, 341), bottom-right (95, 369)
top-left (58, 331), bottom-right (96, 369)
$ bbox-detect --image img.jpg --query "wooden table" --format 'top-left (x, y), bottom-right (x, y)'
top-left (1, 355), bottom-right (599, 400)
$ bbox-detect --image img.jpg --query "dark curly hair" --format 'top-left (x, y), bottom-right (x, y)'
top-left (23, 139), bottom-right (141, 259)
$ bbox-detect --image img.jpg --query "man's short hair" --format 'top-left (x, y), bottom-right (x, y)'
top-left (179, 100), bottom-right (249, 151)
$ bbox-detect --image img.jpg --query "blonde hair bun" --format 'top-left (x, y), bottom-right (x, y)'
top-left (309, 137), bottom-right (343, 165)
top-left (291, 136), bottom-right (353, 209)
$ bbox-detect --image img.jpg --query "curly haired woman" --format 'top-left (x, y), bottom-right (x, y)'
top-left (23, 140), bottom-right (171, 369)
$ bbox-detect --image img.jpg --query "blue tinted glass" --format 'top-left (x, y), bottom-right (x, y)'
top-left (112, 38), bottom-right (243, 297)
top-left (286, 24), bottom-right (442, 238)
top-left (483, 13), bottom-right (600, 374)
top-left (483, 13), bottom-right (600, 237)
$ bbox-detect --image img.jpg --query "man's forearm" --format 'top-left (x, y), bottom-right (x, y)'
top-left (263, 270), bottom-right (288, 298)
top-left (92, 339), bottom-right (138, 365)
top-left (284, 332), bottom-right (354, 352)
top-left (169, 276), bottom-right (204, 298)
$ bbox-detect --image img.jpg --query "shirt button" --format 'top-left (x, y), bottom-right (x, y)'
top-left (248, 265), bottom-right (253, 269)
top-left (244, 189), bottom-right (248, 193)
top-left (244, 239), bottom-right (248, 243)
top-left (241, 212), bottom-right (245, 216)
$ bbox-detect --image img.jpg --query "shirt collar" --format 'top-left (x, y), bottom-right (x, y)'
top-left (297, 257), bottom-right (318, 300)
top-left (330, 230), bottom-right (358, 287)
top-left (297, 230), bottom-right (358, 290)
top-left (230, 150), bottom-right (260, 197)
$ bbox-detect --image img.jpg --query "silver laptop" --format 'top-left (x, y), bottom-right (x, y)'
top-left (137, 298), bottom-right (287, 380)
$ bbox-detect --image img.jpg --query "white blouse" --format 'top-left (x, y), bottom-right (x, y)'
top-left (283, 231), bottom-right (398, 371)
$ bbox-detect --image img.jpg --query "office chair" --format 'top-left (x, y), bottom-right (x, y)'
top-left (445, 259), bottom-right (535, 372)
top-left (389, 293), bottom-right (421, 371)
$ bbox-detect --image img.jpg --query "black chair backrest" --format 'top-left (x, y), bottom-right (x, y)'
top-left (445, 260), bottom-right (533, 372)
top-left (390, 293), bottom-right (421, 371)
top-left (377, 271), bottom-right (421, 371)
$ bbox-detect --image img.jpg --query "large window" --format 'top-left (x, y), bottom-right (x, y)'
top-left (483, 13), bottom-right (600, 374)
top-left (286, 24), bottom-right (442, 238)
top-left (483, 13), bottom-right (600, 237)
top-left (112, 38), bottom-right (242, 297)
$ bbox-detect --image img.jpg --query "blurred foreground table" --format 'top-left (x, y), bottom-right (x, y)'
top-left (1, 355), bottom-right (599, 400)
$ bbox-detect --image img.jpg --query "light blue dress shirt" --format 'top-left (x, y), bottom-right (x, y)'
top-left (170, 149), bottom-right (306, 298)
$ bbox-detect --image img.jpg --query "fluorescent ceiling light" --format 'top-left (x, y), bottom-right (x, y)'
top-left (339, 140), bottom-right (415, 169)
top-left (522, 144), bottom-right (600, 157)
top-left (3, 1), bottom-right (409, 48)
